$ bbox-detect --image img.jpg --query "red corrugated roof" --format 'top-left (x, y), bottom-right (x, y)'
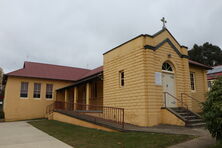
top-left (207, 72), bottom-right (222, 80)
top-left (189, 60), bottom-right (212, 70)
top-left (6, 61), bottom-right (91, 81)
top-left (79, 66), bottom-right (103, 80)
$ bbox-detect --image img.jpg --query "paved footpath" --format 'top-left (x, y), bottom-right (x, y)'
top-left (0, 121), bottom-right (72, 148)
top-left (167, 129), bottom-right (216, 148)
top-left (125, 124), bottom-right (216, 148)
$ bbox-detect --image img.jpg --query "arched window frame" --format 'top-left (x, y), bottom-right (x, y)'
top-left (162, 62), bottom-right (174, 73)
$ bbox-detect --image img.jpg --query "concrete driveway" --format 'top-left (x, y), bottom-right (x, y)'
top-left (0, 121), bottom-right (72, 148)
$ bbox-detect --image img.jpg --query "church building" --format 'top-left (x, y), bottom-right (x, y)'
top-left (3, 27), bottom-right (211, 128)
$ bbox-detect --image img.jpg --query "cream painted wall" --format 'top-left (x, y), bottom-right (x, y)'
top-left (189, 66), bottom-right (208, 113)
top-left (4, 76), bottom-right (72, 121)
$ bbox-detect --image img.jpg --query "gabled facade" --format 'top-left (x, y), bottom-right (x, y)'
top-left (3, 28), bottom-right (211, 127)
top-left (103, 28), bottom-right (190, 126)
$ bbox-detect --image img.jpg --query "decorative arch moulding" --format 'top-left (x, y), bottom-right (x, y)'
top-left (144, 38), bottom-right (189, 59)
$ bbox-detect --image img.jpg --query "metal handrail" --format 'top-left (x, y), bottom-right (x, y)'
top-left (164, 92), bottom-right (188, 109)
top-left (46, 103), bottom-right (54, 115)
top-left (181, 93), bottom-right (201, 104)
top-left (53, 101), bottom-right (125, 129)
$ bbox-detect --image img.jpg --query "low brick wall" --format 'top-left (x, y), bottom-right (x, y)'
top-left (161, 109), bottom-right (185, 126)
top-left (52, 112), bottom-right (117, 132)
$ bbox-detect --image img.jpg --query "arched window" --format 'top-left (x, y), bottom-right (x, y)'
top-left (162, 62), bottom-right (173, 72)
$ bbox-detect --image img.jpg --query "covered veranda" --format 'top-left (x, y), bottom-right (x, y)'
top-left (55, 70), bottom-right (103, 111)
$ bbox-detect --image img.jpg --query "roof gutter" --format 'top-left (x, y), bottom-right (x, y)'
top-left (56, 72), bottom-right (103, 91)
top-left (189, 62), bottom-right (212, 70)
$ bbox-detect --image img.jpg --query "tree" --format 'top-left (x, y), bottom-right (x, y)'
top-left (188, 42), bottom-right (222, 66)
top-left (202, 77), bottom-right (222, 143)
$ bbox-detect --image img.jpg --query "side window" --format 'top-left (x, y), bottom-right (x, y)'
top-left (46, 84), bottom-right (53, 99)
top-left (33, 83), bottom-right (41, 98)
top-left (208, 81), bottom-right (212, 89)
top-left (119, 70), bottom-right (124, 87)
top-left (190, 72), bottom-right (196, 91)
top-left (20, 82), bottom-right (28, 97)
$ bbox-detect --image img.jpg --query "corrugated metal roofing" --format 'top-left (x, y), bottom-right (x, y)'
top-left (189, 60), bottom-right (212, 70)
top-left (6, 61), bottom-right (91, 81)
top-left (207, 65), bottom-right (222, 74)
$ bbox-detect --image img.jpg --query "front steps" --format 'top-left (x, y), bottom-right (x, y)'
top-left (169, 107), bottom-right (205, 127)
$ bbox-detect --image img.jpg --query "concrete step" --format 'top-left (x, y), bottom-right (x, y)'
top-left (169, 107), bottom-right (204, 127)
top-left (178, 112), bottom-right (192, 116)
top-left (186, 122), bottom-right (206, 127)
top-left (173, 110), bottom-right (188, 114)
top-left (188, 118), bottom-right (203, 122)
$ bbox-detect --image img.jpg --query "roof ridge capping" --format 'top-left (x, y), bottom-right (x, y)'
top-left (150, 28), bottom-right (188, 48)
top-left (189, 60), bottom-right (212, 70)
top-left (103, 28), bottom-right (187, 55)
top-left (6, 61), bottom-right (91, 81)
top-left (23, 61), bottom-right (90, 71)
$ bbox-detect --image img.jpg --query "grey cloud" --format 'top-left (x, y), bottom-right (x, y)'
top-left (0, 0), bottom-right (222, 73)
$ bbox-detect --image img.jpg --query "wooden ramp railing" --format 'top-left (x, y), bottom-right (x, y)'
top-left (46, 101), bottom-right (125, 129)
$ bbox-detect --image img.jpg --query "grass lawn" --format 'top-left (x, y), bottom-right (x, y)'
top-left (29, 120), bottom-right (195, 148)
top-left (209, 143), bottom-right (222, 148)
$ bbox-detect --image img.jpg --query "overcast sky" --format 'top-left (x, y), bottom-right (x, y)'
top-left (0, 0), bottom-right (222, 73)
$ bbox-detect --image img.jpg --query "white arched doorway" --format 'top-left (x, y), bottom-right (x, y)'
top-left (162, 62), bottom-right (176, 107)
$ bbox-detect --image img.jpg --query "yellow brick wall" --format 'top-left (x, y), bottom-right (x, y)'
top-left (104, 29), bottom-right (191, 127)
top-left (0, 68), bottom-right (3, 90)
top-left (4, 76), bottom-right (72, 121)
top-left (52, 112), bottom-right (116, 132)
top-left (144, 31), bottom-right (191, 126)
top-left (104, 37), bottom-right (148, 126)
top-left (189, 66), bottom-right (208, 113)
top-left (161, 109), bottom-right (185, 126)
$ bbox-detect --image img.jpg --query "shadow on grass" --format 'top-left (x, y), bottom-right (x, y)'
top-left (29, 120), bottom-right (195, 148)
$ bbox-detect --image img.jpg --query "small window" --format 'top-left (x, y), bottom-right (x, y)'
top-left (33, 83), bottom-right (41, 98)
top-left (20, 82), bottom-right (28, 97)
top-left (190, 72), bottom-right (196, 91)
top-left (119, 70), bottom-right (124, 87)
top-left (46, 84), bottom-right (53, 99)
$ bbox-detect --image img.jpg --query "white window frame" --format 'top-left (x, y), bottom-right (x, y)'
top-left (46, 84), bottom-right (53, 99)
top-left (20, 82), bottom-right (29, 99)
top-left (33, 83), bottom-right (41, 99)
top-left (190, 72), bottom-right (196, 92)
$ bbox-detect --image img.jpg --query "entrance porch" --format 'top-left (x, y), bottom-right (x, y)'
top-left (55, 78), bottom-right (103, 111)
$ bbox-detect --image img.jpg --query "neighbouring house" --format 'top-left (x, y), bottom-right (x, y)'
top-left (4, 28), bottom-right (211, 128)
top-left (0, 68), bottom-right (3, 105)
top-left (0, 67), bottom-right (3, 91)
top-left (207, 65), bottom-right (222, 90)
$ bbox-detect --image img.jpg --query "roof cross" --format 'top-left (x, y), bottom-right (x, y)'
top-left (161, 17), bottom-right (167, 29)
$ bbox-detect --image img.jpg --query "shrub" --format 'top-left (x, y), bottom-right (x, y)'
top-left (202, 77), bottom-right (222, 143)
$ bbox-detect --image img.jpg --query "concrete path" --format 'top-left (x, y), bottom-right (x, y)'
top-left (125, 124), bottom-right (216, 148)
top-left (168, 133), bottom-right (215, 148)
top-left (0, 121), bottom-right (72, 148)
